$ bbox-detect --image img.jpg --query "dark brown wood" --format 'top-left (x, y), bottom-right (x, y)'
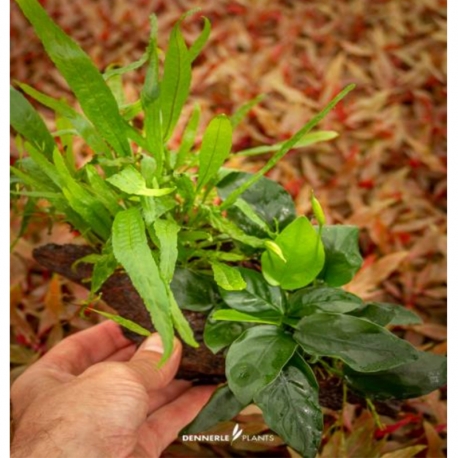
top-left (33, 243), bottom-right (400, 415)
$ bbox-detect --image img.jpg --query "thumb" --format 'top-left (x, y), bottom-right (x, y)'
top-left (126, 333), bottom-right (182, 392)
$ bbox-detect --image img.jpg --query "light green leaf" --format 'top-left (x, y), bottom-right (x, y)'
top-left (167, 287), bottom-right (198, 347)
top-left (91, 251), bottom-right (118, 295)
top-left (112, 208), bottom-right (174, 361)
top-left (210, 261), bottom-right (247, 291)
top-left (221, 85), bottom-right (355, 209)
top-left (10, 86), bottom-right (55, 159)
top-left (18, 82), bottom-right (111, 155)
top-left (264, 240), bottom-right (286, 262)
top-left (176, 104), bottom-right (200, 168)
top-left (153, 219), bottom-right (180, 283)
top-left (231, 94), bottom-right (265, 128)
top-left (85, 165), bottom-right (122, 216)
top-left (188, 16), bottom-right (211, 62)
top-left (161, 17), bottom-right (192, 141)
top-left (261, 216), bottom-right (325, 290)
top-left (107, 166), bottom-right (175, 196)
top-left (88, 308), bottom-right (151, 337)
top-left (235, 130), bottom-right (338, 157)
top-left (197, 115), bottom-right (233, 192)
top-left (16, 0), bottom-right (131, 157)
top-left (212, 309), bottom-right (282, 325)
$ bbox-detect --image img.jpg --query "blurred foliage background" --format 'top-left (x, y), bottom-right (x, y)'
top-left (10, 0), bottom-right (446, 456)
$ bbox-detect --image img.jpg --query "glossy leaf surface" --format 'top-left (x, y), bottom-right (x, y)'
top-left (294, 313), bottom-right (419, 372)
top-left (182, 384), bottom-right (246, 435)
top-left (288, 286), bottom-right (362, 317)
top-left (254, 355), bottom-right (323, 458)
top-left (349, 302), bottom-right (422, 327)
top-left (217, 171), bottom-right (296, 238)
top-left (212, 309), bottom-right (282, 325)
top-left (344, 351), bottom-right (446, 400)
top-left (261, 216), bottom-right (325, 290)
top-left (219, 267), bottom-right (286, 314)
top-left (226, 325), bottom-right (297, 404)
top-left (319, 225), bottom-right (363, 286)
top-left (170, 268), bottom-right (219, 312)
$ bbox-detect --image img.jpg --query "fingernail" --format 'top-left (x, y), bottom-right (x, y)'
top-left (142, 333), bottom-right (164, 354)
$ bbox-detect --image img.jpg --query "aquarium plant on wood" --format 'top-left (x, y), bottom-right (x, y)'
top-left (10, 0), bottom-right (446, 456)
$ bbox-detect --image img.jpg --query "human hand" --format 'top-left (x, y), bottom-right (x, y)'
top-left (11, 321), bottom-right (215, 458)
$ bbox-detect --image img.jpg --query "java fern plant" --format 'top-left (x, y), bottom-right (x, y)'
top-left (11, 1), bottom-right (446, 456)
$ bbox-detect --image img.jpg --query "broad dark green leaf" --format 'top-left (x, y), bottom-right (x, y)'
top-left (319, 225), bottom-right (363, 286)
top-left (10, 86), bottom-right (55, 159)
top-left (161, 17), bottom-right (192, 141)
top-left (261, 216), bottom-right (325, 290)
top-left (212, 309), bottom-right (282, 326)
top-left (197, 115), bottom-right (233, 192)
top-left (88, 308), bottom-right (151, 337)
top-left (344, 351), bottom-right (446, 400)
top-left (112, 207), bottom-right (174, 361)
top-left (349, 302), bottom-right (422, 327)
top-left (210, 261), bottom-right (246, 291)
top-left (170, 268), bottom-right (220, 312)
top-left (219, 267), bottom-right (286, 314)
top-left (204, 310), bottom-right (252, 354)
top-left (236, 130), bottom-right (338, 157)
top-left (221, 84), bottom-right (355, 209)
top-left (182, 384), bottom-right (247, 435)
top-left (16, 0), bottom-right (131, 157)
top-left (217, 171), bottom-right (296, 238)
top-left (288, 286), bottom-right (363, 318)
top-left (294, 313), bottom-right (419, 372)
top-left (254, 355), bottom-right (323, 458)
top-left (226, 325), bottom-right (297, 404)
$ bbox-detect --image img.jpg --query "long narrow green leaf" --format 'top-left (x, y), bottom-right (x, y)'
top-left (221, 84), bottom-right (355, 209)
top-left (18, 82), bottom-right (111, 155)
top-left (103, 54), bottom-right (149, 80)
top-left (24, 143), bottom-right (63, 189)
top-left (153, 219), bottom-right (180, 283)
top-left (197, 115), bottom-right (233, 192)
top-left (188, 16), bottom-right (211, 62)
top-left (53, 150), bottom-right (112, 240)
top-left (176, 104), bottom-right (200, 168)
top-left (88, 308), bottom-right (151, 337)
top-left (230, 94), bottom-right (265, 128)
top-left (141, 15), bottom-right (163, 173)
top-left (168, 287), bottom-right (198, 347)
top-left (11, 165), bottom-right (57, 192)
top-left (10, 86), bottom-right (55, 159)
top-left (85, 165), bottom-right (122, 216)
top-left (112, 208), bottom-right (174, 361)
top-left (161, 17), bottom-right (192, 141)
top-left (16, 0), bottom-right (131, 157)
top-left (235, 130), bottom-right (338, 157)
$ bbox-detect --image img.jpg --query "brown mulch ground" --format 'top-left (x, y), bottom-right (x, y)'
top-left (10, 0), bottom-right (446, 456)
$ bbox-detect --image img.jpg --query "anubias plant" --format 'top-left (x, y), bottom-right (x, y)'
top-left (11, 1), bottom-right (446, 457)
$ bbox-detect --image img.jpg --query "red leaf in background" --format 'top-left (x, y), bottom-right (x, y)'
top-left (374, 414), bottom-right (422, 439)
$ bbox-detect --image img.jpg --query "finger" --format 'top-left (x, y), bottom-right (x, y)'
top-left (105, 343), bottom-right (137, 362)
top-left (125, 333), bottom-right (182, 392)
top-left (140, 385), bottom-right (216, 456)
top-left (36, 320), bottom-right (132, 375)
top-left (147, 380), bottom-right (191, 414)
